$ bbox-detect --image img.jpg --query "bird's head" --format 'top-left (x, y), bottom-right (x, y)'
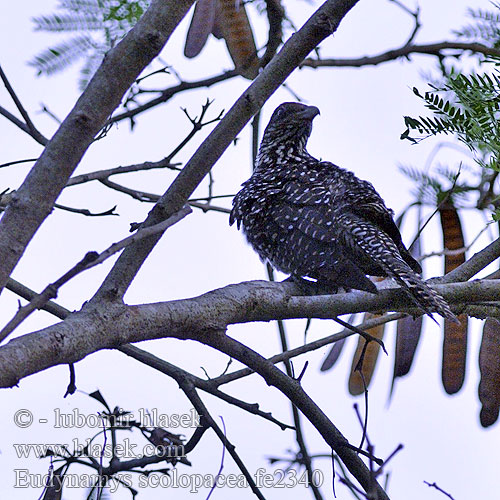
top-left (259, 102), bottom-right (320, 156)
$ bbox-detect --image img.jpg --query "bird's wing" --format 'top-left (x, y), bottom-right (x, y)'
top-left (267, 179), bottom-right (377, 292)
top-left (328, 169), bottom-right (422, 274)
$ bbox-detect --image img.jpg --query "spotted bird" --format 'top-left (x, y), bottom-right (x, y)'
top-left (230, 102), bottom-right (455, 319)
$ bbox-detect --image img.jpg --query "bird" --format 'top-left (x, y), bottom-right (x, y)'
top-left (230, 102), bottom-right (455, 320)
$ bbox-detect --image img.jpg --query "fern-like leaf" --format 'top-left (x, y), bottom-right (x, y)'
top-left (77, 47), bottom-right (106, 90)
top-left (28, 35), bottom-right (96, 75)
top-left (32, 13), bottom-right (104, 32)
top-left (29, 0), bottom-right (151, 85)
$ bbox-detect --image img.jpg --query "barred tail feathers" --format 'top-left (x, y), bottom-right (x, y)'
top-left (346, 220), bottom-right (455, 320)
top-left (383, 258), bottom-right (456, 321)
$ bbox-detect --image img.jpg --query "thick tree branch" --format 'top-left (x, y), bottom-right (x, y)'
top-left (1, 278), bottom-right (499, 389)
top-left (92, 0), bottom-right (362, 302)
top-left (3, 273), bottom-right (400, 389)
top-left (0, 0), bottom-right (196, 295)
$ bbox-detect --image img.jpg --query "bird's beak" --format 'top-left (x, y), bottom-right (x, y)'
top-left (299, 106), bottom-right (320, 120)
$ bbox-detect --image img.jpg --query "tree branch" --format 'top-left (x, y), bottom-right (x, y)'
top-left (109, 70), bottom-right (239, 126)
top-left (104, 41), bottom-right (500, 130)
top-left (155, 361), bottom-right (268, 500)
top-left (211, 313), bottom-right (403, 387)
top-left (301, 41), bottom-right (500, 68)
top-left (0, 65), bottom-right (48, 145)
top-left (119, 344), bottom-right (294, 431)
top-left (0, 105), bottom-right (48, 145)
top-left (0, 0), bottom-right (196, 295)
top-left (439, 237), bottom-right (500, 283)
top-left (66, 158), bottom-right (180, 187)
top-left (91, 0), bottom-right (362, 302)
top-left (197, 331), bottom-right (389, 499)
top-left (1, 278), bottom-right (498, 388)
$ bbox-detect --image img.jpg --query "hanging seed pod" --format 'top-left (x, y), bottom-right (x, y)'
top-left (184, 0), bottom-right (217, 58)
top-left (439, 205), bottom-right (467, 394)
top-left (391, 232), bottom-right (423, 398)
top-left (478, 318), bottom-right (500, 427)
top-left (216, 0), bottom-right (260, 79)
top-left (348, 311), bottom-right (385, 395)
top-left (184, 0), bottom-right (259, 79)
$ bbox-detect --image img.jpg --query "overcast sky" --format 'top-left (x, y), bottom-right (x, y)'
top-left (0, 1), bottom-right (498, 499)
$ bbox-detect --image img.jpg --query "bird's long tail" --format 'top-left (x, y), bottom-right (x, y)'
top-left (382, 257), bottom-right (456, 321)
top-left (348, 222), bottom-right (456, 321)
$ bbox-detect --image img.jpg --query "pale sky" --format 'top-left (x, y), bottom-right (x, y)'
top-left (0, 1), bottom-right (498, 499)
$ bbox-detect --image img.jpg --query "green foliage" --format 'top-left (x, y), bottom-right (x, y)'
top-left (29, 0), bottom-right (151, 90)
top-left (399, 164), bottom-right (473, 207)
top-left (454, 4), bottom-right (500, 47)
top-left (30, 35), bottom-right (96, 76)
top-left (402, 71), bottom-right (500, 171)
top-left (402, 2), bottom-right (500, 215)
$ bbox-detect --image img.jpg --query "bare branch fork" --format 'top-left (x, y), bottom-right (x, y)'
top-left (0, 206), bottom-right (191, 343)
top-left (0, 0), bottom-right (198, 294)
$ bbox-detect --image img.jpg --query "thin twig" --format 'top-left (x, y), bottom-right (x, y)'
top-left (99, 177), bottom-right (232, 213)
top-left (66, 159), bottom-right (181, 187)
top-left (53, 203), bottom-right (118, 217)
top-left (388, 0), bottom-right (421, 45)
top-left (409, 168), bottom-right (461, 251)
top-left (99, 178), bottom-right (159, 202)
top-left (0, 65), bottom-right (48, 144)
top-left (333, 317), bottom-right (388, 354)
top-left (423, 481), bottom-right (456, 500)
top-left (0, 158), bottom-right (38, 169)
top-left (302, 42), bottom-right (500, 69)
top-left (119, 344), bottom-right (293, 430)
top-left (439, 237), bottom-right (500, 283)
top-left (0, 206), bottom-right (191, 342)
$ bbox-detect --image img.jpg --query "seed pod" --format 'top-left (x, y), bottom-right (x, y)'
top-left (478, 318), bottom-right (500, 427)
top-left (439, 205), bottom-right (467, 394)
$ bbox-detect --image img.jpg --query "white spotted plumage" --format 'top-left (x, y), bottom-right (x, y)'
top-left (230, 102), bottom-right (455, 320)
